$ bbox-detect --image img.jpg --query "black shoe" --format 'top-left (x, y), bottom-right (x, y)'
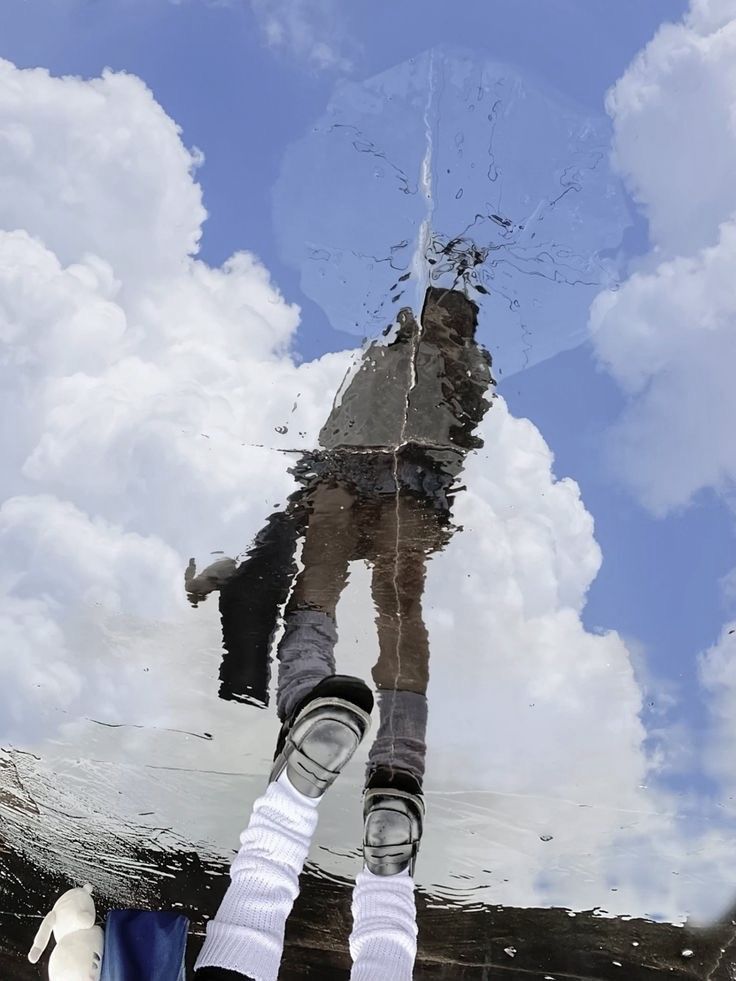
top-left (270, 675), bottom-right (373, 799)
top-left (363, 766), bottom-right (424, 876)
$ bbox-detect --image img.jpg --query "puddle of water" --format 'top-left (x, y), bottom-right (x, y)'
top-left (2, 16), bottom-right (736, 981)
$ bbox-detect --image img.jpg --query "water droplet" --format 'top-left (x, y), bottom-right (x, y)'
top-left (504, 947), bottom-right (517, 958)
top-left (540, 834), bottom-right (553, 842)
top-left (275, 425), bottom-right (288, 435)
top-left (681, 949), bottom-right (694, 958)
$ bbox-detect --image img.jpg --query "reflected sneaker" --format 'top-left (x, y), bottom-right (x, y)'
top-left (363, 768), bottom-right (425, 876)
top-left (270, 675), bottom-right (373, 799)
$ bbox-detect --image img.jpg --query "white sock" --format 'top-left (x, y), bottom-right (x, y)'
top-left (349, 867), bottom-right (418, 981)
top-left (194, 770), bottom-right (319, 981)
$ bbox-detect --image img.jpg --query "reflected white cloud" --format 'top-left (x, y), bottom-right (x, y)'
top-left (699, 621), bottom-right (736, 803)
top-left (591, 0), bottom-right (736, 516)
top-left (0, 60), bottom-right (205, 289)
top-left (249, 0), bottom-right (353, 72)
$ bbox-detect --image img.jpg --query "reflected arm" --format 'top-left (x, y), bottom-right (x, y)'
top-left (445, 343), bottom-right (496, 450)
top-left (216, 501), bottom-right (308, 707)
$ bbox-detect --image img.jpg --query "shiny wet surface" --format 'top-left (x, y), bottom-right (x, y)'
top-left (2, 0), bottom-right (736, 977)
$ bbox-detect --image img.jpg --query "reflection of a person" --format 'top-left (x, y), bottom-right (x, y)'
top-left (278, 286), bottom-right (492, 793)
top-left (188, 285), bottom-right (493, 788)
top-left (189, 286), bottom-right (493, 980)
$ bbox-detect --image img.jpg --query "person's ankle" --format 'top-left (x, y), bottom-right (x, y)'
top-left (275, 767), bottom-right (321, 807)
top-left (365, 766), bottom-right (422, 797)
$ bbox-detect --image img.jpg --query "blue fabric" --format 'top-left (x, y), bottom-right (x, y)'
top-left (100, 909), bottom-right (189, 981)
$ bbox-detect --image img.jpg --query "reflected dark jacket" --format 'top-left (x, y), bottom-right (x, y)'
top-left (319, 289), bottom-right (492, 470)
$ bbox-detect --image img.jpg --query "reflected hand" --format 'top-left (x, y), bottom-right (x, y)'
top-left (185, 556), bottom-right (237, 607)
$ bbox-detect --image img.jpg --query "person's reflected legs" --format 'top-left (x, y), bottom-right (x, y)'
top-left (367, 689), bottom-right (428, 790)
top-left (369, 493), bottom-right (433, 694)
top-left (366, 491), bottom-right (441, 789)
top-left (275, 481), bottom-right (359, 723)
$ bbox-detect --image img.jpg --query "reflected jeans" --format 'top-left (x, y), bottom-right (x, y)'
top-left (277, 482), bottom-right (446, 786)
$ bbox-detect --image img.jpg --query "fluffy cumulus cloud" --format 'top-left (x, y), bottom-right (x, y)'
top-left (590, 0), bottom-right (736, 516)
top-left (249, 0), bottom-right (353, 71)
top-left (0, 53), bottom-right (727, 921)
top-left (689, 0), bottom-right (736, 35)
top-left (0, 60), bottom-right (205, 288)
top-left (0, 56), bottom-right (349, 740)
top-left (591, 222), bottom-right (736, 514)
top-left (699, 621), bottom-right (736, 798)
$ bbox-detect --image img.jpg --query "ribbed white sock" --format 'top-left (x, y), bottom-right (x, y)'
top-left (194, 771), bottom-right (319, 981)
top-left (349, 867), bottom-right (418, 981)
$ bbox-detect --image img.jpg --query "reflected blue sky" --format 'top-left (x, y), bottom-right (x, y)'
top-left (4, 0), bottom-right (736, 933)
top-left (0, 0), bottom-right (685, 356)
top-left (1, 0), bottom-right (721, 792)
top-left (274, 47), bottom-right (628, 374)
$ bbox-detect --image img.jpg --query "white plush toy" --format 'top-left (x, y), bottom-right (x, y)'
top-left (28, 883), bottom-right (104, 981)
